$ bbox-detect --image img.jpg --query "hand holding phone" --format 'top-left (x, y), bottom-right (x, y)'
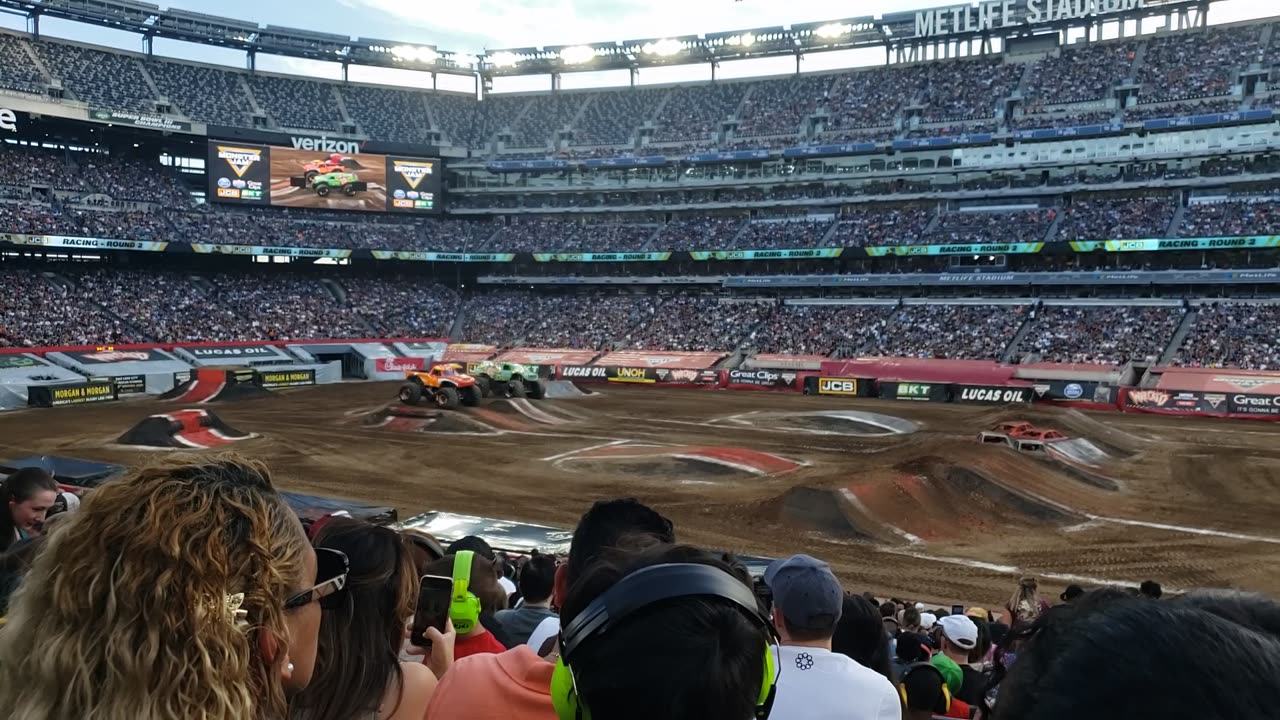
top-left (411, 575), bottom-right (454, 648)
top-left (951, 604), bottom-right (965, 617)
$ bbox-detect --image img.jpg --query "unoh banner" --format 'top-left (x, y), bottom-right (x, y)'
top-left (1, 233), bottom-right (168, 252)
top-left (1070, 236), bottom-right (1280, 252)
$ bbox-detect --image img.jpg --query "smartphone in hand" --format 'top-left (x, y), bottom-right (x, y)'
top-left (951, 604), bottom-right (966, 618)
top-left (411, 575), bottom-right (454, 647)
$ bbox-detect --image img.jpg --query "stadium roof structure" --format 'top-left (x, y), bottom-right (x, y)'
top-left (0, 0), bottom-right (1211, 81)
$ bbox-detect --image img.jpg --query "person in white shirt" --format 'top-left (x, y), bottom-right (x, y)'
top-left (764, 554), bottom-right (902, 720)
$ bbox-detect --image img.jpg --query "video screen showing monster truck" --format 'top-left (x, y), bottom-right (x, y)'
top-left (271, 146), bottom-right (387, 211)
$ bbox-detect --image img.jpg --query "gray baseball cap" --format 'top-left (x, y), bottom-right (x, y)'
top-left (764, 554), bottom-right (844, 631)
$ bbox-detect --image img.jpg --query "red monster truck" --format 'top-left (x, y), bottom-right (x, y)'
top-left (978, 421), bottom-right (1067, 451)
top-left (398, 363), bottom-right (482, 410)
top-left (303, 153), bottom-right (363, 181)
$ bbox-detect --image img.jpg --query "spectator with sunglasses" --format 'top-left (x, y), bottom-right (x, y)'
top-left (290, 518), bottom-right (452, 720)
top-left (0, 457), bottom-right (322, 720)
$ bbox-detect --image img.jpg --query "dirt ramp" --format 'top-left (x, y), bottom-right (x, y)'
top-left (842, 456), bottom-right (1085, 542)
top-left (542, 380), bottom-right (596, 399)
top-left (364, 405), bottom-right (501, 434)
top-left (118, 409), bottom-right (256, 449)
top-left (164, 368), bottom-right (272, 403)
top-left (717, 410), bottom-right (918, 436)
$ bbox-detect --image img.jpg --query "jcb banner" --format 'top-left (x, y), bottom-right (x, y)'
top-left (28, 381), bottom-right (118, 408)
top-left (255, 369), bottom-right (316, 388)
top-left (816, 377), bottom-right (860, 396)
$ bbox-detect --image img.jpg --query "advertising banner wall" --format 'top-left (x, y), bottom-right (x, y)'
top-left (1, 233), bottom-right (168, 252)
top-left (1122, 388), bottom-right (1229, 415)
top-left (28, 381), bottom-right (118, 408)
top-left (1227, 393), bottom-right (1280, 417)
top-left (953, 384), bottom-right (1033, 405)
top-left (185, 345), bottom-right (285, 360)
top-left (879, 381), bottom-right (949, 402)
top-left (256, 369), bottom-right (317, 389)
top-left (726, 368), bottom-right (801, 390)
top-left (557, 366), bottom-right (717, 385)
top-left (374, 357), bottom-right (425, 373)
top-left (113, 374), bottom-right (147, 395)
top-left (60, 349), bottom-right (167, 364)
top-left (1031, 380), bottom-right (1115, 404)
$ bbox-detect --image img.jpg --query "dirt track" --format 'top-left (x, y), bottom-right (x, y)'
top-left (4, 383), bottom-right (1280, 608)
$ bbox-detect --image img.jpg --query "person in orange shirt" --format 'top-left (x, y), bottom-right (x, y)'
top-left (424, 498), bottom-right (676, 720)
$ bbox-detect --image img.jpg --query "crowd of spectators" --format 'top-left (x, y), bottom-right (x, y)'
top-left (920, 59), bottom-right (1022, 123)
top-left (734, 75), bottom-right (830, 139)
top-left (925, 209), bottom-right (1054, 245)
top-left (1022, 42), bottom-right (1135, 108)
top-left (147, 60), bottom-right (258, 128)
top-left (1054, 195), bottom-right (1178, 241)
top-left (628, 296), bottom-right (773, 352)
top-left (341, 85), bottom-right (434, 145)
top-left (653, 83), bottom-right (748, 143)
top-left (829, 205), bottom-right (936, 247)
top-left (32, 41), bottom-right (155, 113)
top-left (826, 64), bottom-right (924, 131)
top-left (0, 33), bottom-right (46, 95)
top-left (341, 276), bottom-right (460, 338)
top-left (650, 216), bottom-right (747, 251)
top-left (1019, 305), bottom-right (1184, 365)
top-left (1136, 26), bottom-right (1264, 104)
top-left (573, 88), bottom-right (664, 146)
top-left (864, 304), bottom-right (1028, 360)
top-left (0, 204), bottom-right (172, 241)
top-left (730, 218), bottom-right (835, 250)
top-left (0, 143), bottom-right (187, 206)
top-left (520, 294), bottom-right (656, 349)
top-left (0, 269), bottom-right (133, 347)
top-left (507, 93), bottom-right (586, 149)
top-left (750, 303), bottom-right (891, 356)
top-left (1124, 97), bottom-right (1243, 123)
top-left (1180, 197), bottom-right (1280, 236)
top-left (1173, 302), bottom-right (1280, 370)
top-left (247, 75), bottom-right (343, 133)
top-left (3, 457), bottom-right (1279, 720)
top-left (484, 219), bottom-right (659, 253)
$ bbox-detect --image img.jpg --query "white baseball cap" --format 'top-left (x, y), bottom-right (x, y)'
top-left (919, 612), bottom-right (937, 630)
top-left (939, 614), bottom-right (978, 650)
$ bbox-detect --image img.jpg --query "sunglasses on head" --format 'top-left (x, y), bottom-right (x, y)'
top-left (285, 547), bottom-right (349, 610)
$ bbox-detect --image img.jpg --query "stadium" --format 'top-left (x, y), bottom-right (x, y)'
top-left (1, 0), bottom-right (1280, 716)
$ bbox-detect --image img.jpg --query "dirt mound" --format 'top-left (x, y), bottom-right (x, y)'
top-left (364, 406), bottom-right (501, 434)
top-left (164, 369), bottom-right (273, 404)
top-left (715, 409), bottom-right (917, 436)
top-left (841, 456), bottom-right (1085, 542)
top-left (117, 409), bottom-right (256, 449)
top-left (542, 380), bottom-right (596, 398)
top-left (553, 443), bottom-right (804, 484)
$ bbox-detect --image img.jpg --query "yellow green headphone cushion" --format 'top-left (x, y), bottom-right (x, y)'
top-left (450, 550), bottom-right (482, 634)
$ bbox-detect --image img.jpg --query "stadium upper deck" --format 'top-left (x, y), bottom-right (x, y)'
top-left (0, 11), bottom-right (1277, 158)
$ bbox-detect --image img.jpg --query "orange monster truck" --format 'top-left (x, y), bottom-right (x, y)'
top-left (398, 363), bottom-right (482, 410)
top-left (302, 153), bottom-right (363, 181)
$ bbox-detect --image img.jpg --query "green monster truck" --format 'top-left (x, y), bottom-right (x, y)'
top-left (311, 171), bottom-right (367, 197)
top-left (469, 361), bottom-right (545, 400)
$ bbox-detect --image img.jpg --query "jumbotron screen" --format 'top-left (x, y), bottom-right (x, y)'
top-left (206, 141), bottom-right (442, 214)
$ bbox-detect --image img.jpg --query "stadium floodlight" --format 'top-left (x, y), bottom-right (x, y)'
top-left (641, 38), bottom-right (684, 56)
top-left (391, 45), bottom-right (439, 63)
top-left (455, 53), bottom-right (479, 67)
top-left (815, 22), bottom-right (851, 38)
top-left (487, 51), bottom-right (521, 68)
top-left (728, 32), bottom-right (756, 47)
top-left (559, 45), bottom-right (596, 64)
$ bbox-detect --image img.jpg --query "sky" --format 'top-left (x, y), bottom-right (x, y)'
top-left (0, 0), bottom-right (1275, 94)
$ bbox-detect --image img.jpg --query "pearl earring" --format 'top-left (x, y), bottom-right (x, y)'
top-left (287, 663), bottom-right (294, 673)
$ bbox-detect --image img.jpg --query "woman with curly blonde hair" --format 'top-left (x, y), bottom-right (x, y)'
top-left (0, 456), bottom-right (341, 720)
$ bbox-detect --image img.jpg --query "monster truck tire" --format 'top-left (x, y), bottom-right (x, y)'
top-left (477, 376), bottom-right (493, 398)
top-left (461, 385), bottom-right (482, 407)
top-left (305, 170), bottom-right (318, 181)
top-left (435, 386), bottom-right (460, 409)
top-left (399, 382), bottom-right (423, 405)
top-left (527, 381), bottom-right (545, 400)
top-left (507, 379), bottom-right (527, 399)
top-left (316, 184), bottom-right (331, 197)
top-left (343, 183), bottom-right (356, 196)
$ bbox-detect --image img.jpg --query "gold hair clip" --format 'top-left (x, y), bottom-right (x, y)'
top-left (224, 592), bottom-right (249, 630)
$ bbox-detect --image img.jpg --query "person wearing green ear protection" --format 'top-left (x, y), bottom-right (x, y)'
top-left (552, 542), bottom-right (780, 720)
top-left (420, 550), bottom-right (510, 660)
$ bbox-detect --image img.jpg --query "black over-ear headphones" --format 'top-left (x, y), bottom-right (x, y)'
top-left (552, 562), bottom-right (780, 720)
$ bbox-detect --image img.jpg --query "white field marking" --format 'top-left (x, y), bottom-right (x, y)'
top-left (839, 488), bottom-right (923, 545)
top-left (209, 428), bottom-right (257, 442)
top-left (1085, 514), bottom-right (1280, 544)
top-left (678, 479), bottom-right (720, 486)
top-left (878, 547), bottom-right (1177, 591)
top-left (1061, 520), bottom-right (1104, 533)
top-left (510, 399), bottom-right (569, 425)
top-left (172, 434), bottom-right (208, 449)
top-left (541, 439), bottom-right (628, 462)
